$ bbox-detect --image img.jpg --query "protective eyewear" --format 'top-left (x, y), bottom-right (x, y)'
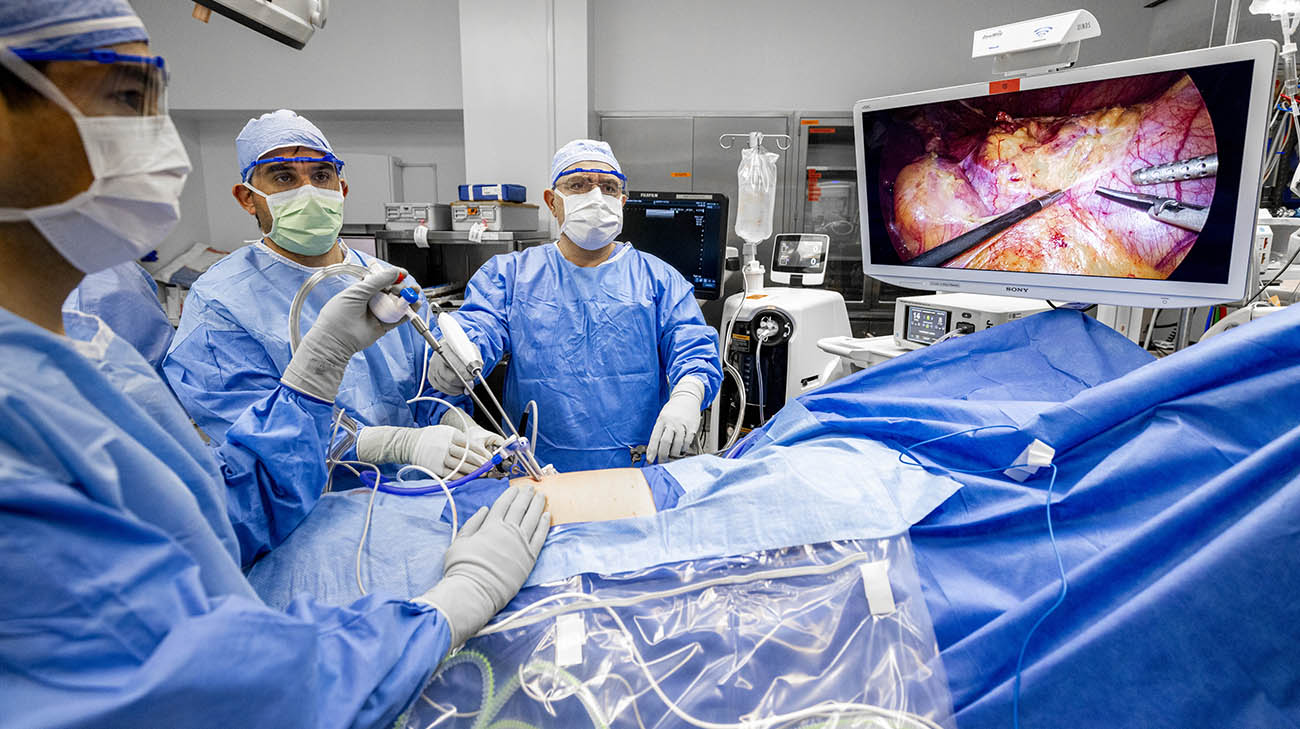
top-left (242, 153), bottom-right (347, 184)
top-left (554, 167), bottom-right (627, 196)
top-left (12, 48), bottom-right (169, 116)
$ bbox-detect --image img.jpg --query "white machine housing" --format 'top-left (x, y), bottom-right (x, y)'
top-left (193, 0), bottom-right (326, 50)
top-left (708, 288), bottom-right (851, 449)
top-left (972, 9), bottom-right (1100, 77)
top-left (894, 293), bottom-right (1049, 349)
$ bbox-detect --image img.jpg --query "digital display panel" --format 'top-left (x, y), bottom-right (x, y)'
top-left (860, 64), bottom-right (1254, 282)
top-left (621, 192), bottom-right (728, 300)
top-left (905, 306), bottom-right (949, 344)
top-left (773, 234), bottom-right (829, 274)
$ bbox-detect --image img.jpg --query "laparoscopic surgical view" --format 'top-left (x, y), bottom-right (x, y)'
top-left (865, 71), bottom-right (1220, 278)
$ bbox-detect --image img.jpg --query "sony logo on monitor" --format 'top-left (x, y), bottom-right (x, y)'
top-left (1005, 286), bottom-right (1031, 293)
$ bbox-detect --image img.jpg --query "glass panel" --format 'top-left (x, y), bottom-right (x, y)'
top-left (799, 124), bottom-right (863, 302)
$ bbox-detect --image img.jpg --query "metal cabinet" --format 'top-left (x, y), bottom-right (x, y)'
top-left (790, 113), bottom-right (925, 335)
top-left (599, 113), bottom-right (796, 327)
top-left (599, 117), bottom-right (695, 194)
top-left (791, 116), bottom-right (861, 303)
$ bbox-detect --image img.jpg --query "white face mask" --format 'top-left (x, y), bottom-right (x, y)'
top-left (556, 187), bottom-right (623, 251)
top-left (0, 47), bottom-right (191, 275)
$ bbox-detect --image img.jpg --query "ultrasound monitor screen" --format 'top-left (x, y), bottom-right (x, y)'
top-left (621, 192), bottom-right (728, 300)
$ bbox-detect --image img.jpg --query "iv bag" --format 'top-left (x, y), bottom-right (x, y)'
top-left (735, 142), bottom-right (780, 244)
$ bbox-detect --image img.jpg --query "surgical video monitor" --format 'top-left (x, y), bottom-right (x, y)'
top-left (854, 40), bottom-right (1276, 307)
top-left (622, 192), bottom-right (728, 300)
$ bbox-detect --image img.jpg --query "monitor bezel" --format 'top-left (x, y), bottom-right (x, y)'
top-left (852, 40), bottom-right (1277, 308)
top-left (622, 191), bottom-right (729, 301)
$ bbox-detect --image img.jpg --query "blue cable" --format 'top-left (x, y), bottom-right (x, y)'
top-left (894, 424), bottom-right (1069, 729)
top-left (1012, 463), bottom-right (1066, 729)
top-left (361, 452), bottom-right (505, 496)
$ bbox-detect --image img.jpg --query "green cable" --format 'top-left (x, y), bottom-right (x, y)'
top-left (429, 649), bottom-right (495, 721)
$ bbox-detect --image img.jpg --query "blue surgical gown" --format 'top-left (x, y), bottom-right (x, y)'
top-left (163, 242), bottom-right (451, 444)
top-left (62, 261), bottom-right (173, 374)
top-left (0, 306), bottom-right (451, 729)
top-left (454, 242), bottom-right (721, 472)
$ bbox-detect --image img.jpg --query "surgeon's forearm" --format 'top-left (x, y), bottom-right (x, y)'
top-left (510, 468), bottom-right (655, 524)
top-left (218, 385), bottom-right (337, 566)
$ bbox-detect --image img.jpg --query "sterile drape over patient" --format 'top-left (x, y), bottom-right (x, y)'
top-left (249, 305), bottom-right (1300, 729)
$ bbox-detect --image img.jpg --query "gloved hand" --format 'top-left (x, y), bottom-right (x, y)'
top-left (357, 424), bottom-right (490, 479)
top-left (282, 266), bottom-right (415, 402)
top-left (646, 375), bottom-right (707, 464)
top-left (416, 484), bottom-right (550, 648)
top-left (426, 345), bottom-right (478, 395)
top-left (442, 406), bottom-right (507, 454)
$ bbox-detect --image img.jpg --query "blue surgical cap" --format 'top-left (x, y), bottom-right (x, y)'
top-left (235, 109), bottom-right (338, 182)
top-left (550, 139), bottom-right (622, 187)
top-left (0, 0), bottom-right (148, 54)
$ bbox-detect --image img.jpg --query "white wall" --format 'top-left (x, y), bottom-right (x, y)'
top-left (180, 111), bottom-right (466, 248)
top-left (154, 116), bottom-right (212, 265)
top-left (132, 0), bottom-right (463, 111)
top-left (593, 0), bottom-right (1161, 112)
top-left (459, 0), bottom-right (562, 231)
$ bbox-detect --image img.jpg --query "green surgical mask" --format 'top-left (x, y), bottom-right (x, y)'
top-left (244, 181), bottom-right (345, 256)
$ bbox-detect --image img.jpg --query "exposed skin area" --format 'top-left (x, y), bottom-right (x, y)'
top-left (511, 467), bottom-right (655, 525)
top-left (883, 73), bottom-right (1216, 278)
top-left (0, 41), bottom-right (152, 334)
top-left (230, 145), bottom-right (350, 267)
top-left (542, 161), bottom-right (627, 268)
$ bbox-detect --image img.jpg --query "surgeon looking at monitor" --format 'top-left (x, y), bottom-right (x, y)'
top-left (430, 139), bottom-right (723, 471)
top-left (163, 109), bottom-right (496, 480)
top-left (0, 3), bottom-right (548, 726)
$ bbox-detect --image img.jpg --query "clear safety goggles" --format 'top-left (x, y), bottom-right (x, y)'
top-left (242, 153), bottom-right (347, 184)
top-left (554, 167), bottom-right (627, 196)
top-left (8, 48), bottom-right (169, 116)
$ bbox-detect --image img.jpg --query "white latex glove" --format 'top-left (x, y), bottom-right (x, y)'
top-left (427, 346), bottom-right (478, 395)
top-left (357, 424), bottom-right (490, 479)
top-left (416, 484), bottom-right (550, 648)
top-left (646, 375), bottom-right (706, 464)
top-left (442, 406), bottom-right (507, 454)
top-left (282, 266), bottom-right (415, 402)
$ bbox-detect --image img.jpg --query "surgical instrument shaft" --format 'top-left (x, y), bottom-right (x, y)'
top-left (1130, 154), bottom-right (1218, 186)
top-left (906, 189), bottom-right (1066, 267)
top-left (404, 312), bottom-right (545, 480)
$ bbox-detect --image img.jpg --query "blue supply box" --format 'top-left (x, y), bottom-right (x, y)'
top-left (458, 183), bottom-right (526, 203)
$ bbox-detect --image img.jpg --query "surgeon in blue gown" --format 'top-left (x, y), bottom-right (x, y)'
top-left (164, 109), bottom-right (493, 480)
top-left (0, 5), bottom-right (548, 727)
top-left (63, 260), bottom-right (173, 374)
top-left (430, 140), bottom-right (723, 472)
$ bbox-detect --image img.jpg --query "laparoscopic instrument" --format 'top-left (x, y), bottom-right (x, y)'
top-left (905, 189), bottom-right (1066, 267)
top-left (1130, 153), bottom-right (1219, 186)
top-left (1094, 186), bottom-right (1208, 233)
top-left (289, 262), bottom-right (546, 482)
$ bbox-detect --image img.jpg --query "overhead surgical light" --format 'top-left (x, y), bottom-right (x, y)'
top-left (191, 0), bottom-right (327, 50)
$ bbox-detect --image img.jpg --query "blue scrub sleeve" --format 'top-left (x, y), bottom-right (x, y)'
top-left (163, 306), bottom-right (287, 443)
top-left (0, 477), bottom-right (452, 729)
top-left (452, 254), bottom-right (514, 376)
top-left (216, 385), bottom-right (339, 567)
top-left (656, 276), bottom-right (722, 406)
